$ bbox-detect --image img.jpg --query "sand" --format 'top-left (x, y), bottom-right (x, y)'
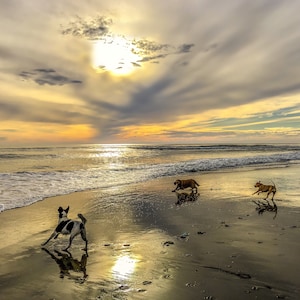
top-left (0, 164), bottom-right (300, 300)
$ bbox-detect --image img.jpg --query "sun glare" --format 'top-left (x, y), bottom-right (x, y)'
top-left (92, 36), bottom-right (141, 75)
top-left (112, 255), bottom-right (137, 279)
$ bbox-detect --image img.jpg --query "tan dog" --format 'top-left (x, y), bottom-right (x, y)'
top-left (253, 181), bottom-right (276, 201)
top-left (172, 179), bottom-right (199, 193)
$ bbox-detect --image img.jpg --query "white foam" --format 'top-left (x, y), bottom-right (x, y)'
top-left (0, 148), bottom-right (299, 211)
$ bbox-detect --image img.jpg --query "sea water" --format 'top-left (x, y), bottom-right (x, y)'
top-left (0, 144), bottom-right (299, 211)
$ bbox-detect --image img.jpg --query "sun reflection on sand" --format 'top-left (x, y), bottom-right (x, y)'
top-left (112, 255), bottom-right (138, 280)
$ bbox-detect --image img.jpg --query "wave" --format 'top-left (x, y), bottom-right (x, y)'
top-left (0, 149), bottom-right (299, 212)
top-left (169, 151), bottom-right (300, 174)
top-left (129, 144), bottom-right (300, 152)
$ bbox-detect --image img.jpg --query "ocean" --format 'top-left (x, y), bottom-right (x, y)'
top-left (0, 144), bottom-right (299, 212)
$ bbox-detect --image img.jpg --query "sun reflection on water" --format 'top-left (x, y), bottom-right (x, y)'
top-left (112, 255), bottom-right (138, 280)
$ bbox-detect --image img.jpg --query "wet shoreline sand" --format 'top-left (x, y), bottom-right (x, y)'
top-left (0, 164), bottom-right (300, 299)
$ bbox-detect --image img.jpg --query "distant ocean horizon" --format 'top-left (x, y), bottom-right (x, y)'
top-left (1, 144), bottom-right (299, 211)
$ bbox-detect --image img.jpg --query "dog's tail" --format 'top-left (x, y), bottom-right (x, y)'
top-left (78, 213), bottom-right (87, 224)
top-left (194, 180), bottom-right (200, 186)
top-left (271, 180), bottom-right (276, 190)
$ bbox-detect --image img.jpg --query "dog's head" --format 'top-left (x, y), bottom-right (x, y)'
top-left (58, 206), bottom-right (69, 218)
top-left (174, 179), bottom-right (181, 186)
top-left (254, 181), bottom-right (262, 188)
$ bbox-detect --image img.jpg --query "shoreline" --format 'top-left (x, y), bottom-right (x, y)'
top-left (1, 160), bottom-right (299, 214)
top-left (0, 164), bottom-right (300, 299)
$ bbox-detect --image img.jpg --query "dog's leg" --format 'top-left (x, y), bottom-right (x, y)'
top-left (80, 229), bottom-right (88, 252)
top-left (41, 231), bottom-right (57, 246)
top-left (64, 232), bottom-right (79, 251)
top-left (265, 190), bottom-right (271, 200)
top-left (64, 238), bottom-right (73, 251)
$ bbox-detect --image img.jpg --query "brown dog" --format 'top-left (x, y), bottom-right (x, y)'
top-left (253, 181), bottom-right (276, 201)
top-left (172, 179), bottom-right (199, 193)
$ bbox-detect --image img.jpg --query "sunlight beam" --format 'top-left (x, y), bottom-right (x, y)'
top-left (92, 36), bottom-right (141, 75)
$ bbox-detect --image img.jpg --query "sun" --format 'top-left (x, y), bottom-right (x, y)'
top-left (92, 36), bottom-right (142, 75)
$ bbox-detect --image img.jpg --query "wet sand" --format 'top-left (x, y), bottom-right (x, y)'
top-left (0, 164), bottom-right (300, 299)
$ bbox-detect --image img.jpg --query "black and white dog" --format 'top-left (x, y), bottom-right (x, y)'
top-left (41, 206), bottom-right (88, 252)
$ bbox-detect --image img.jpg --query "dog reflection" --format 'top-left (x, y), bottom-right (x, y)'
top-left (42, 248), bottom-right (88, 280)
top-left (252, 199), bottom-right (278, 219)
top-left (175, 190), bottom-right (199, 205)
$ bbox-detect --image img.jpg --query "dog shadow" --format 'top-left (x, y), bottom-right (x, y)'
top-left (42, 247), bottom-right (88, 282)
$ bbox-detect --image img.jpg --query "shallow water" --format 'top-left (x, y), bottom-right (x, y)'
top-left (1, 144), bottom-right (299, 211)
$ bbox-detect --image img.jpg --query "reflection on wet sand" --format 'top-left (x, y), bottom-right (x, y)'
top-left (42, 248), bottom-right (88, 282)
top-left (253, 199), bottom-right (278, 219)
top-left (112, 255), bottom-right (138, 280)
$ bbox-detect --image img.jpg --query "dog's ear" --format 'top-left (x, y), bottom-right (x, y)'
top-left (58, 207), bottom-right (63, 212)
top-left (65, 206), bottom-right (70, 213)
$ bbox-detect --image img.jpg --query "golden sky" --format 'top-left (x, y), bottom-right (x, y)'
top-left (0, 0), bottom-right (299, 145)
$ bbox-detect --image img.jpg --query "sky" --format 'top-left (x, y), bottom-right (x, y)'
top-left (0, 0), bottom-right (300, 145)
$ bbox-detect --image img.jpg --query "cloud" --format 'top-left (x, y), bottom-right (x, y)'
top-left (61, 15), bottom-right (113, 40)
top-left (131, 62), bottom-right (141, 67)
top-left (1, 0), bottom-right (300, 144)
top-left (0, 98), bottom-right (74, 124)
top-left (0, 136), bottom-right (7, 141)
top-left (19, 69), bottom-right (82, 86)
top-left (134, 42), bottom-right (195, 63)
top-left (60, 15), bottom-right (195, 67)
top-left (60, 2), bottom-right (300, 143)
top-left (177, 44), bottom-right (194, 53)
top-left (132, 39), bottom-right (172, 55)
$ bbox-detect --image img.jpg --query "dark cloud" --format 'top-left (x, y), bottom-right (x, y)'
top-left (178, 43), bottom-right (195, 53)
top-left (61, 15), bottom-right (113, 40)
top-left (138, 53), bottom-right (168, 63)
top-left (132, 39), bottom-right (172, 55)
top-left (131, 62), bottom-right (141, 67)
top-left (34, 68), bottom-right (56, 73)
top-left (19, 69), bottom-right (82, 86)
top-left (133, 40), bottom-right (195, 63)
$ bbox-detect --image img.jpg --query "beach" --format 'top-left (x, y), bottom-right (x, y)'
top-left (0, 164), bottom-right (300, 300)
